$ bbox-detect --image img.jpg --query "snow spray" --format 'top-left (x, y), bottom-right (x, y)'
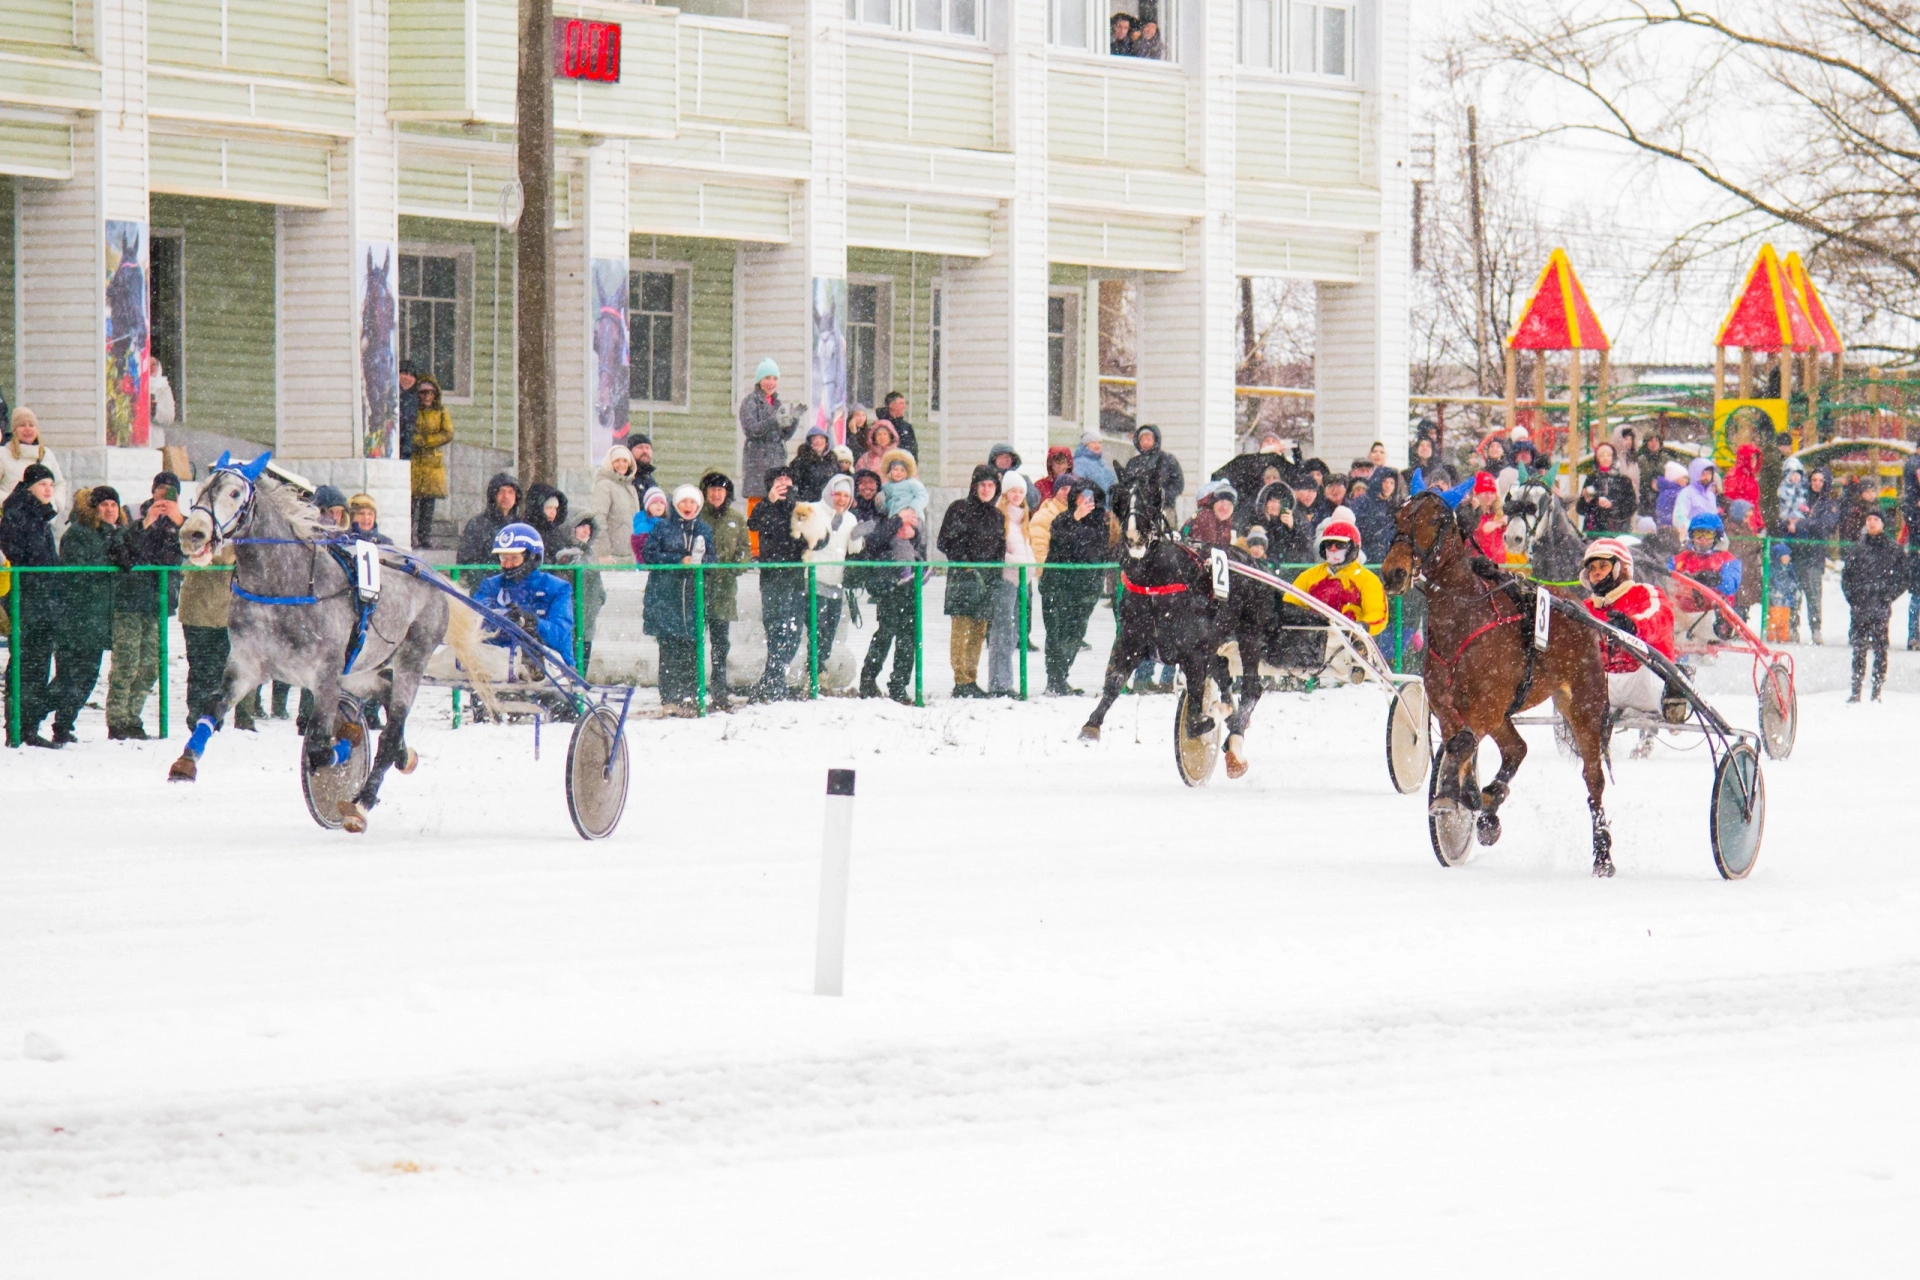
top-left (815, 769), bottom-right (856, 997)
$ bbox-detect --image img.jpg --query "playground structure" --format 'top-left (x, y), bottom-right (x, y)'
top-left (1501, 248), bottom-right (1612, 461)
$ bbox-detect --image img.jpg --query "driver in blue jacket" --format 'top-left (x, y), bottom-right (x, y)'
top-left (473, 522), bottom-right (575, 657)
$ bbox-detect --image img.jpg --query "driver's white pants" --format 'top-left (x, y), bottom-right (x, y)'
top-left (1606, 666), bottom-right (1665, 714)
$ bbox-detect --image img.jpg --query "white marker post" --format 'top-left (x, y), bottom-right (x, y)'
top-left (815, 768), bottom-right (857, 997)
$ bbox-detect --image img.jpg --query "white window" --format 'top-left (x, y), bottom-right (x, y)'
top-left (929, 282), bottom-right (944, 415)
top-left (1048, 291), bottom-right (1080, 421)
top-left (399, 247), bottom-right (473, 400)
top-left (1057, 2), bottom-right (1174, 60)
top-left (629, 264), bottom-right (691, 409)
top-left (1289, 2), bottom-right (1351, 77)
top-left (848, 0), bottom-right (980, 38)
top-left (1239, 2), bottom-right (1351, 76)
top-left (847, 279), bottom-right (893, 411)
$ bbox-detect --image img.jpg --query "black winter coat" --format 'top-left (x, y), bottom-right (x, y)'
top-left (1842, 532), bottom-right (1905, 628)
top-left (1575, 466), bottom-right (1638, 533)
top-left (109, 501), bottom-right (183, 617)
top-left (457, 472), bottom-right (523, 582)
top-left (788, 443), bottom-right (843, 501)
top-left (0, 486), bottom-right (59, 627)
top-left (1120, 441), bottom-right (1185, 509)
top-left (749, 489), bottom-right (807, 589)
top-left (1041, 493), bottom-right (1111, 609)
top-left (937, 466), bottom-right (1005, 618)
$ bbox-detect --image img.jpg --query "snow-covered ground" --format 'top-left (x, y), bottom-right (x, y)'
top-left (3, 647), bottom-right (1917, 1276)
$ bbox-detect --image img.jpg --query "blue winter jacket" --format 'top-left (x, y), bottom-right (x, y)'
top-left (642, 513), bottom-right (717, 640)
top-left (472, 568), bottom-right (575, 654)
top-left (1071, 444), bottom-right (1118, 494)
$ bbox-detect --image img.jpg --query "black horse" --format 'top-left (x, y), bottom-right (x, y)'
top-left (1079, 474), bottom-right (1275, 778)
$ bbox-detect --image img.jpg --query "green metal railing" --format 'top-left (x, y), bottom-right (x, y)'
top-left (5, 557), bottom-right (1416, 744)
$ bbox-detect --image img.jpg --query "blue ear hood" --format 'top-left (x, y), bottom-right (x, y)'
top-left (212, 451), bottom-right (272, 481)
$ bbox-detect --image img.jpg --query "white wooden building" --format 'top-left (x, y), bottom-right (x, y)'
top-left (0, 0), bottom-right (1408, 534)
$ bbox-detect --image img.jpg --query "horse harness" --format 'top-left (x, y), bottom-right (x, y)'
top-left (1395, 501), bottom-right (1548, 717)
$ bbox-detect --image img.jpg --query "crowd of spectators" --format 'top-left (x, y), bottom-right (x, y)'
top-left (15, 378), bottom-right (1920, 743)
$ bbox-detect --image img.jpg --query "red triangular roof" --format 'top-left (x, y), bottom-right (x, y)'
top-left (1782, 252), bottom-right (1843, 355)
top-left (1506, 249), bottom-right (1610, 351)
top-left (1716, 244), bottom-right (1818, 351)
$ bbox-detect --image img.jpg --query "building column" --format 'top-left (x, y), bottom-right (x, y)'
top-left (278, 0), bottom-right (408, 538)
top-left (1313, 0), bottom-right (1411, 469)
top-left (1136, 0), bottom-right (1237, 508)
top-left (942, 0), bottom-right (1048, 489)
top-left (19, 0), bottom-right (150, 465)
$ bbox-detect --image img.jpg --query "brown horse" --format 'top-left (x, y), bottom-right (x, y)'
top-left (1381, 492), bottom-right (1618, 877)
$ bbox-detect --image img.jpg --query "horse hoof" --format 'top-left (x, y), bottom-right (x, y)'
top-left (1592, 854), bottom-right (1616, 878)
top-left (397, 747), bottom-right (419, 775)
top-left (338, 801), bottom-right (369, 834)
top-left (1079, 724), bottom-right (1101, 742)
top-left (1224, 735), bottom-right (1248, 779)
top-left (335, 721), bottom-right (365, 746)
top-left (1475, 814), bottom-right (1502, 846)
top-left (167, 756), bottom-right (197, 783)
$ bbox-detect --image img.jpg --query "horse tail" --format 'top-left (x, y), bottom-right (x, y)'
top-left (443, 598), bottom-right (504, 720)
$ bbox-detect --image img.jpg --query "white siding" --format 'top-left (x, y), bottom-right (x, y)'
top-left (846, 199), bottom-right (991, 258)
top-left (17, 117), bottom-right (102, 449)
top-left (846, 41), bottom-right (995, 151)
top-left (276, 152), bottom-right (357, 459)
top-left (680, 20), bottom-right (789, 128)
top-left (1048, 65), bottom-right (1187, 169)
top-left (0, 119), bottom-right (74, 179)
top-left (630, 175), bottom-right (792, 243)
top-left (151, 129), bottom-right (334, 206)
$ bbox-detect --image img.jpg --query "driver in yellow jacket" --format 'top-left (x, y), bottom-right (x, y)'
top-left (1288, 519), bottom-right (1388, 635)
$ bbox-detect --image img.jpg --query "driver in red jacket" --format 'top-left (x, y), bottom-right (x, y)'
top-left (1579, 538), bottom-right (1687, 724)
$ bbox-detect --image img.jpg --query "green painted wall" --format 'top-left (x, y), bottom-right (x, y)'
top-left (0, 177), bottom-right (14, 406)
top-left (151, 195), bottom-right (277, 445)
top-left (398, 215), bottom-right (517, 451)
top-left (847, 247), bottom-right (941, 464)
top-left (631, 233), bottom-right (736, 487)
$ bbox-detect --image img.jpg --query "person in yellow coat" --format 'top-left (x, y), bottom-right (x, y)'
top-left (408, 376), bottom-right (454, 549)
top-left (1288, 519), bottom-right (1387, 635)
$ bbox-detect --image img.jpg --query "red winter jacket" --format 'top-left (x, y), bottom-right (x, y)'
top-left (1723, 445), bottom-right (1763, 530)
top-left (1583, 581), bottom-right (1676, 673)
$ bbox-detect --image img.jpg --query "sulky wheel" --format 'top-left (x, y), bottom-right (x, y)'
top-left (1385, 682), bottom-right (1431, 795)
top-left (301, 697), bottom-right (373, 831)
top-left (1757, 661), bottom-right (1797, 760)
top-left (566, 706), bottom-right (631, 840)
top-left (1173, 685), bottom-right (1221, 788)
top-left (1427, 745), bottom-right (1477, 868)
top-left (1709, 740), bottom-right (1766, 880)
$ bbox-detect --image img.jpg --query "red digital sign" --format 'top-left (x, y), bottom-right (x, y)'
top-left (553, 18), bottom-right (621, 83)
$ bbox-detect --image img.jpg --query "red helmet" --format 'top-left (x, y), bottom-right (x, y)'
top-left (1319, 520), bottom-right (1361, 546)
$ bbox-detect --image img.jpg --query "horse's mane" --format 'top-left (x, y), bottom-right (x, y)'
top-left (256, 476), bottom-right (336, 543)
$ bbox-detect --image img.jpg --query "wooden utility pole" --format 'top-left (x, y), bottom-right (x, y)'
top-left (516, 0), bottom-right (556, 487)
top-left (1466, 106), bottom-right (1490, 408)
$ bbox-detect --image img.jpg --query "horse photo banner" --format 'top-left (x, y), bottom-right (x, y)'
top-left (590, 257), bottom-right (631, 464)
top-left (105, 219), bottom-right (150, 447)
top-left (359, 242), bottom-right (399, 459)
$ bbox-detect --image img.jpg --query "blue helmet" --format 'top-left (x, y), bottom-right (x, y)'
top-left (492, 521), bottom-right (545, 578)
top-left (1687, 512), bottom-right (1725, 537)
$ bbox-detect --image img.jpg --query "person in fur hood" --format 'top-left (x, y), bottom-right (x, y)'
top-left (878, 447), bottom-right (929, 521)
top-left (555, 511), bottom-right (607, 671)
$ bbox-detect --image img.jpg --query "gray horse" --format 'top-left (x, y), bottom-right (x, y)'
top-left (1502, 481), bottom-right (1589, 589)
top-left (169, 453), bottom-right (491, 831)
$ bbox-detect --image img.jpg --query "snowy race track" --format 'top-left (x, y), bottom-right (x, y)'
top-left (2, 675), bottom-right (1916, 1276)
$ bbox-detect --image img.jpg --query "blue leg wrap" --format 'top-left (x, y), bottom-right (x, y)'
top-left (330, 737), bottom-right (353, 766)
top-left (186, 716), bottom-right (217, 757)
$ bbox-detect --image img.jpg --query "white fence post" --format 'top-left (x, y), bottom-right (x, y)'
top-left (814, 768), bottom-right (856, 997)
